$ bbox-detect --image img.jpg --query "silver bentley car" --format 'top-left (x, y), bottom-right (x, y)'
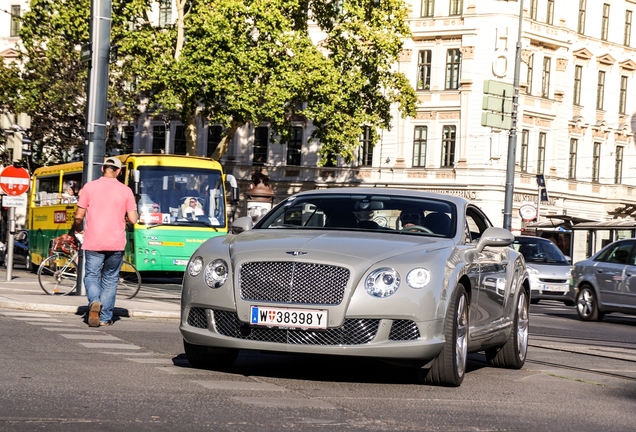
top-left (180, 188), bottom-right (530, 387)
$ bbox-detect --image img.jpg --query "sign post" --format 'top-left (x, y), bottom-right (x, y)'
top-left (0, 164), bottom-right (31, 281)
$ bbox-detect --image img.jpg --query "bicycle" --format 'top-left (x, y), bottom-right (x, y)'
top-left (37, 249), bottom-right (141, 299)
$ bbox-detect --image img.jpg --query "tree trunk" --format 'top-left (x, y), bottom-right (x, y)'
top-left (211, 123), bottom-right (241, 160)
top-left (174, 0), bottom-right (187, 60)
top-left (185, 113), bottom-right (197, 156)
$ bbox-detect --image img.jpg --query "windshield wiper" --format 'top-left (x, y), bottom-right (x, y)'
top-left (146, 221), bottom-right (218, 231)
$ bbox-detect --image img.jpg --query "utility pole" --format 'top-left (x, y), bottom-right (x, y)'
top-left (502, 0), bottom-right (525, 231)
top-left (78, 0), bottom-right (113, 294)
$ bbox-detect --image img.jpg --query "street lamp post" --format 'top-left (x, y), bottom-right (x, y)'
top-left (503, 0), bottom-right (525, 231)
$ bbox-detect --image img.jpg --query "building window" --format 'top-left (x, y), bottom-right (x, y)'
top-left (413, 126), bottom-right (428, 167)
top-left (537, 132), bottom-right (546, 175)
top-left (573, 65), bottom-right (582, 106)
top-left (253, 126), bottom-right (268, 165)
top-left (207, 125), bottom-right (223, 158)
top-left (592, 142), bottom-right (601, 182)
top-left (421, 0), bottom-right (434, 17)
top-left (546, 0), bottom-right (555, 25)
top-left (121, 126), bottom-right (134, 154)
top-left (625, 11), bottom-right (633, 46)
top-left (441, 125), bottom-right (456, 167)
top-left (578, 0), bottom-right (586, 34)
top-left (526, 54), bottom-right (534, 95)
top-left (601, 4), bottom-right (610, 41)
top-left (520, 130), bottom-right (529, 172)
top-left (417, 50), bottom-right (432, 90)
top-left (322, 153), bottom-right (337, 167)
top-left (541, 57), bottom-right (551, 98)
top-left (359, 126), bottom-right (373, 166)
top-left (445, 49), bottom-right (461, 90)
top-left (158, 0), bottom-right (172, 27)
top-left (619, 76), bottom-right (628, 115)
top-left (152, 125), bottom-right (165, 154)
top-left (529, 0), bottom-right (538, 20)
top-left (615, 146), bottom-right (624, 184)
top-left (174, 125), bottom-right (186, 155)
top-left (449, 0), bottom-right (462, 16)
top-left (10, 5), bottom-right (20, 37)
top-left (568, 138), bottom-right (577, 179)
top-left (596, 71), bottom-right (605, 110)
top-left (286, 126), bottom-right (303, 166)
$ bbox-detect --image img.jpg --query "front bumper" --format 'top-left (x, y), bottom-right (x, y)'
top-left (179, 306), bottom-right (446, 361)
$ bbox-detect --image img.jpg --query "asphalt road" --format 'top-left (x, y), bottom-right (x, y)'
top-left (1, 299), bottom-right (636, 431)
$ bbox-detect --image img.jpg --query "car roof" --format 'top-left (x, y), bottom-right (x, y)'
top-left (290, 187), bottom-right (470, 207)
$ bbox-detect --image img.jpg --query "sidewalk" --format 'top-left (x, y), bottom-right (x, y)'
top-left (0, 269), bottom-right (180, 320)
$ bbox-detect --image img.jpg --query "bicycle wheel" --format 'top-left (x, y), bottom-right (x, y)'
top-left (116, 260), bottom-right (141, 299)
top-left (38, 253), bottom-right (78, 296)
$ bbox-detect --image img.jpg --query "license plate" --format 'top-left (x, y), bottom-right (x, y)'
top-left (543, 284), bottom-right (567, 292)
top-left (250, 306), bottom-right (328, 330)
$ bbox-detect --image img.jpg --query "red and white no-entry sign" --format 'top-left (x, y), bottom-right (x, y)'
top-left (0, 165), bottom-right (30, 196)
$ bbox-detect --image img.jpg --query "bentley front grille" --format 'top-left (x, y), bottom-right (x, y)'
top-left (187, 307), bottom-right (208, 329)
top-left (213, 310), bottom-right (379, 345)
top-left (239, 261), bottom-right (350, 305)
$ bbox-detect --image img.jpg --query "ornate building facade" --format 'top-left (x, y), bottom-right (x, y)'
top-left (5, 1), bottom-right (636, 258)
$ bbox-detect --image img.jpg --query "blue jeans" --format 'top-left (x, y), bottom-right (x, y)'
top-left (84, 250), bottom-right (124, 322)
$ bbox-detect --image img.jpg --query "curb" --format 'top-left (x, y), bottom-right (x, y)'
top-left (0, 297), bottom-right (180, 320)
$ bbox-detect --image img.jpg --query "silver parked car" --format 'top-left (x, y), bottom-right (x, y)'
top-left (571, 238), bottom-right (636, 321)
top-left (513, 236), bottom-right (574, 306)
top-left (180, 188), bottom-right (530, 387)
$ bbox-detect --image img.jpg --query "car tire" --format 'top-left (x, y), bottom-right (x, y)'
top-left (418, 283), bottom-right (468, 387)
top-left (576, 284), bottom-right (604, 321)
top-left (485, 289), bottom-right (529, 369)
top-left (183, 340), bottom-right (238, 370)
top-left (24, 254), bottom-right (32, 272)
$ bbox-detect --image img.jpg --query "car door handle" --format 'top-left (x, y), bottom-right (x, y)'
top-left (596, 269), bottom-right (604, 273)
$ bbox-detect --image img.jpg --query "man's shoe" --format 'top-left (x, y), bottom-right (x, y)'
top-left (99, 320), bottom-right (113, 327)
top-left (88, 302), bottom-right (101, 327)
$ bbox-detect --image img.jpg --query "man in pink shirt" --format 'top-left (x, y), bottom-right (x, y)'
top-left (73, 156), bottom-right (138, 327)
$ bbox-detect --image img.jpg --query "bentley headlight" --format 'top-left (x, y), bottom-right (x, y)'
top-left (406, 267), bottom-right (431, 289)
top-left (188, 256), bottom-right (204, 277)
top-left (204, 259), bottom-right (229, 288)
top-left (365, 267), bottom-right (400, 298)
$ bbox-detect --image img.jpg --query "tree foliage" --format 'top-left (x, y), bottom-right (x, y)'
top-left (11, 0), bottom-right (416, 167)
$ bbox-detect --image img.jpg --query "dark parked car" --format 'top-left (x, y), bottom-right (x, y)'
top-left (180, 188), bottom-right (530, 387)
top-left (513, 236), bottom-right (574, 305)
top-left (571, 238), bottom-right (636, 321)
top-left (2, 230), bottom-right (31, 270)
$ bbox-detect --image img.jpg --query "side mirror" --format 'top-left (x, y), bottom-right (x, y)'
top-left (226, 174), bottom-right (240, 204)
top-left (476, 227), bottom-right (514, 253)
top-left (231, 216), bottom-right (253, 234)
top-left (132, 169), bottom-right (140, 195)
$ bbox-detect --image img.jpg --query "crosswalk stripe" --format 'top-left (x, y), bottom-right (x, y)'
top-left (232, 397), bottom-right (335, 409)
top-left (79, 342), bottom-right (141, 349)
top-left (61, 334), bottom-right (120, 340)
top-left (193, 380), bottom-right (285, 391)
top-left (127, 358), bottom-right (174, 364)
top-left (1, 312), bottom-right (52, 318)
top-left (101, 352), bottom-right (153, 356)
